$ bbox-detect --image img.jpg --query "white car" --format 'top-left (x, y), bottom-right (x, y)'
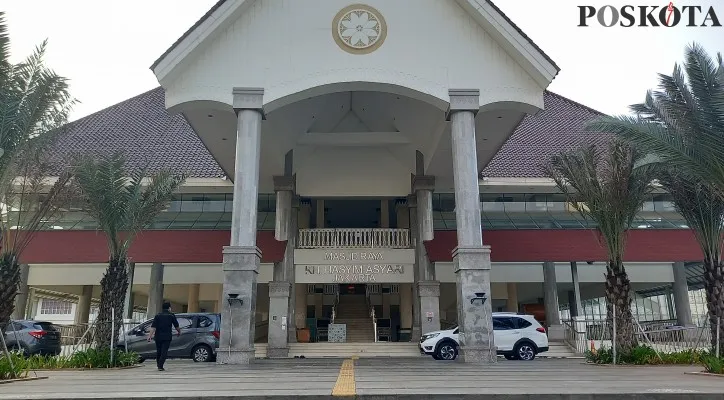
top-left (419, 313), bottom-right (549, 361)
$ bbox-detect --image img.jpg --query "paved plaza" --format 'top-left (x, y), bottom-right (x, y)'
top-left (1, 358), bottom-right (723, 399)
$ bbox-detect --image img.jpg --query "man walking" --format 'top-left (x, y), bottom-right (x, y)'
top-left (147, 302), bottom-right (180, 371)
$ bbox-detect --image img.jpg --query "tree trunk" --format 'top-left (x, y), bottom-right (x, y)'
top-left (605, 261), bottom-right (636, 355)
top-left (95, 257), bottom-right (129, 349)
top-left (0, 254), bottom-right (20, 329)
top-left (703, 258), bottom-right (724, 353)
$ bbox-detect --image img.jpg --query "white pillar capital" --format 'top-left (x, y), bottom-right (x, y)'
top-left (412, 175), bottom-right (436, 192)
top-left (232, 87), bottom-right (265, 115)
top-left (447, 89), bottom-right (480, 120)
top-left (273, 175), bottom-right (296, 193)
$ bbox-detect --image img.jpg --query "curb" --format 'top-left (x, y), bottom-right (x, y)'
top-left (685, 371), bottom-right (724, 378)
top-left (29, 364), bottom-right (141, 372)
top-left (0, 376), bottom-right (49, 385)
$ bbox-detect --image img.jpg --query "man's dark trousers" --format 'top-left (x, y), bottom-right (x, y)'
top-left (155, 339), bottom-right (171, 369)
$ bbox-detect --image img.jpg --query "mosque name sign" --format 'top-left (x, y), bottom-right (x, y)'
top-left (294, 249), bottom-right (415, 283)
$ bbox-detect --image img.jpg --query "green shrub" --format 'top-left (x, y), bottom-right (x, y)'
top-left (702, 355), bottom-right (724, 374)
top-left (586, 345), bottom-right (706, 365)
top-left (3, 348), bottom-right (138, 372)
top-left (0, 351), bottom-right (28, 380)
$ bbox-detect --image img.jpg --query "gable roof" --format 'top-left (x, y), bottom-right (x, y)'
top-left (49, 88), bottom-right (608, 180)
top-left (151, 0), bottom-right (559, 86)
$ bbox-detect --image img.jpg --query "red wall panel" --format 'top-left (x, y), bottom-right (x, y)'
top-left (425, 230), bottom-right (703, 263)
top-left (21, 230), bottom-right (286, 264)
top-left (20, 229), bottom-right (703, 265)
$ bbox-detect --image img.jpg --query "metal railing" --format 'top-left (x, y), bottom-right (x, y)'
top-left (298, 228), bottom-right (410, 249)
top-left (563, 317), bottom-right (715, 355)
top-left (370, 306), bottom-right (378, 343)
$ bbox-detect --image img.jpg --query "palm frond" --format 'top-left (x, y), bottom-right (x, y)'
top-left (73, 152), bottom-right (186, 259)
top-left (544, 140), bottom-right (657, 266)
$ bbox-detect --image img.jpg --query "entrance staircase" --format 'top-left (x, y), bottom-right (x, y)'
top-left (333, 294), bottom-right (375, 343)
top-left (254, 343), bottom-right (422, 358)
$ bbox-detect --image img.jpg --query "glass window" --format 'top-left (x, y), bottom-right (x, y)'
top-left (514, 318), bottom-right (532, 329)
top-left (197, 316), bottom-right (214, 328)
top-left (203, 194), bottom-right (228, 212)
top-left (181, 195), bottom-right (205, 212)
top-left (177, 317), bottom-right (194, 329)
top-left (493, 317), bottom-right (515, 330)
top-left (40, 299), bottom-right (72, 315)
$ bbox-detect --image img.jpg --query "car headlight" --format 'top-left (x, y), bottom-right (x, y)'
top-left (421, 333), bottom-right (439, 341)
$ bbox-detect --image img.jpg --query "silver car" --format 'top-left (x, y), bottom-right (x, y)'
top-left (119, 313), bottom-right (220, 362)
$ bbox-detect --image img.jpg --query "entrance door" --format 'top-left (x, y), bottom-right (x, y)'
top-left (339, 284), bottom-right (366, 295)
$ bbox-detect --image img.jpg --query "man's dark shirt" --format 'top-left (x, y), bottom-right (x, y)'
top-left (151, 310), bottom-right (179, 341)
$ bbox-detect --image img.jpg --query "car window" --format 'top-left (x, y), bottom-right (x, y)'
top-left (10, 322), bottom-right (25, 331)
top-left (452, 328), bottom-right (459, 334)
top-left (197, 316), bottom-right (214, 329)
top-left (514, 317), bottom-right (532, 329)
top-left (33, 322), bottom-right (57, 331)
top-left (140, 322), bottom-right (152, 333)
top-left (177, 317), bottom-right (193, 329)
top-left (493, 317), bottom-right (515, 331)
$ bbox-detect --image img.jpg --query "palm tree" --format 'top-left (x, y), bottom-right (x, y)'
top-left (657, 172), bottom-right (724, 351)
top-left (545, 141), bottom-right (657, 355)
top-left (587, 43), bottom-right (724, 194)
top-left (72, 152), bottom-right (185, 348)
top-left (0, 12), bottom-right (74, 328)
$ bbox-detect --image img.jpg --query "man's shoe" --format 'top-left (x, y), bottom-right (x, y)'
top-left (158, 367), bottom-right (165, 371)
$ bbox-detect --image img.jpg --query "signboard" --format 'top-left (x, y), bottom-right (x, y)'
top-left (294, 248), bottom-right (415, 283)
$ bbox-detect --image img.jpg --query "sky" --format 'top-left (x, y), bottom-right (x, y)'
top-left (3, 0), bottom-right (722, 121)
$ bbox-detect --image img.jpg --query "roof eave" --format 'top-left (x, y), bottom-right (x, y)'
top-left (456, 0), bottom-right (560, 89)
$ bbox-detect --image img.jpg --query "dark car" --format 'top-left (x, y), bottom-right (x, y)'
top-left (118, 313), bottom-right (220, 362)
top-left (3, 320), bottom-right (62, 356)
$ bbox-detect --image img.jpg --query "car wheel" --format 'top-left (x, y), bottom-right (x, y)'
top-left (504, 354), bottom-right (518, 360)
top-left (431, 354), bottom-right (441, 360)
top-left (435, 342), bottom-right (458, 361)
top-left (192, 344), bottom-right (212, 362)
top-left (515, 342), bottom-right (536, 361)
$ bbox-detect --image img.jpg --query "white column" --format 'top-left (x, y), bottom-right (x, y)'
top-left (123, 262), bottom-right (135, 319)
top-left (506, 283), bottom-right (518, 313)
top-left (219, 87), bottom-right (264, 365)
top-left (543, 262), bottom-right (564, 340)
top-left (267, 282), bottom-right (291, 358)
top-left (672, 262), bottom-right (693, 326)
top-left (570, 261), bottom-right (583, 318)
top-left (274, 176), bottom-right (294, 241)
top-left (75, 285), bottom-right (93, 325)
top-left (187, 284), bottom-right (200, 313)
top-left (448, 89), bottom-right (495, 363)
top-left (147, 263), bottom-right (164, 316)
top-left (11, 264), bottom-right (30, 320)
top-left (413, 175), bottom-right (435, 243)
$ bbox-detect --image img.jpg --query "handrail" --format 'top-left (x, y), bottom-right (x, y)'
top-left (371, 305), bottom-right (378, 343)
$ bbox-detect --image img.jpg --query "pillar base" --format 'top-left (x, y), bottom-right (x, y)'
top-left (454, 246), bottom-right (495, 364)
top-left (547, 325), bottom-right (565, 341)
top-left (459, 345), bottom-right (497, 363)
top-left (418, 281), bottom-right (441, 335)
top-left (267, 347), bottom-right (290, 359)
top-left (411, 326), bottom-right (422, 342)
top-left (219, 246), bottom-right (260, 366)
top-left (217, 348), bottom-right (255, 365)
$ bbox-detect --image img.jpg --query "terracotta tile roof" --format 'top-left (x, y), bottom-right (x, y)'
top-left (50, 88), bottom-right (609, 179)
top-left (481, 91), bottom-right (612, 178)
top-left (48, 87), bottom-right (224, 178)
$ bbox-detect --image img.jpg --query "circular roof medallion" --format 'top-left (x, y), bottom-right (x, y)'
top-left (333, 4), bottom-right (387, 54)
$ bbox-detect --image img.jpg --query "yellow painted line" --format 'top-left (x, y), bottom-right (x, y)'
top-left (331, 358), bottom-right (356, 397)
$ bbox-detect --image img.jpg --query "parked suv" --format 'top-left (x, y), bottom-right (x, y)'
top-left (119, 313), bottom-right (220, 362)
top-left (419, 313), bottom-right (549, 361)
top-left (3, 320), bottom-right (62, 356)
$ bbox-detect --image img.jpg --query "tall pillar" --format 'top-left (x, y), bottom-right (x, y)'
top-left (543, 262), bottom-right (563, 339)
top-left (448, 89), bottom-right (495, 363)
top-left (11, 264), bottom-right (30, 320)
top-left (75, 285), bottom-right (93, 325)
top-left (408, 195), bottom-right (435, 339)
top-left (672, 262), bottom-right (693, 326)
top-left (400, 283), bottom-right (413, 341)
top-left (218, 87), bottom-right (264, 365)
top-left (570, 262), bottom-right (582, 318)
top-left (274, 175), bottom-right (297, 343)
top-left (380, 199), bottom-right (390, 228)
top-left (267, 282), bottom-right (291, 358)
top-left (316, 200), bottom-right (325, 228)
top-left (187, 284), bottom-right (200, 313)
top-left (506, 283), bottom-right (518, 313)
top-left (418, 281), bottom-right (440, 335)
top-left (147, 263), bottom-right (164, 317)
top-left (123, 262), bottom-right (135, 319)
